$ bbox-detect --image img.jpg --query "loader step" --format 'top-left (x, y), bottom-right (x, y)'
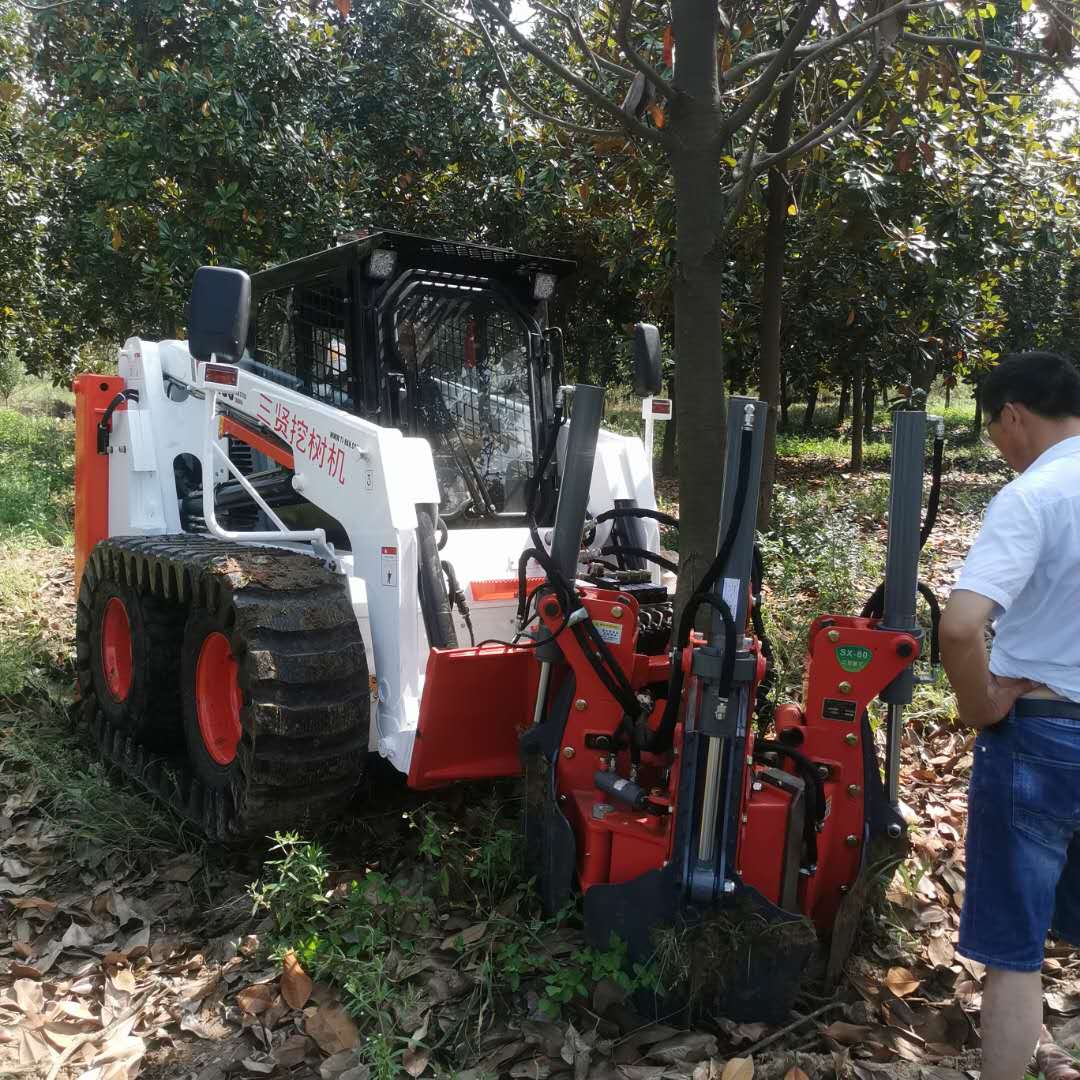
top-left (75, 536), bottom-right (370, 840)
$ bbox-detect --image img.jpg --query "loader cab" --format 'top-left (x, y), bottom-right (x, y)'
top-left (243, 229), bottom-right (574, 525)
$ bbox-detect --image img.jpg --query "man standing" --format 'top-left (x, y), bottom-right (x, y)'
top-left (941, 352), bottom-right (1080, 1080)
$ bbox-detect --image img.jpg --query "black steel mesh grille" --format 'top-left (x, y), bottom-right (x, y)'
top-left (254, 279), bottom-right (352, 408)
top-left (396, 288), bottom-right (534, 517)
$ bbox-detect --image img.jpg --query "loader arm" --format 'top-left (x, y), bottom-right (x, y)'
top-left (96, 337), bottom-right (442, 772)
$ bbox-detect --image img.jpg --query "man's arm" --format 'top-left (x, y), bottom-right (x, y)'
top-left (940, 589), bottom-right (1035, 729)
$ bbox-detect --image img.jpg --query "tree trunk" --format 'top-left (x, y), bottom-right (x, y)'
top-left (851, 357), bottom-right (865, 472)
top-left (863, 371), bottom-right (875, 441)
top-left (973, 382), bottom-right (983, 437)
top-left (801, 384), bottom-right (818, 431)
top-left (756, 78), bottom-right (797, 532)
top-left (668, 0), bottom-right (724, 620)
top-left (945, 381), bottom-right (951, 409)
top-left (661, 375), bottom-right (677, 477)
top-left (779, 365), bottom-right (790, 430)
top-left (838, 375), bottom-right (850, 426)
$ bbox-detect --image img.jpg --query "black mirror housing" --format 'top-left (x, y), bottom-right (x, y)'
top-left (188, 266), bottom-right (251, 363)
top-left (632, 322), bottom-right (663, 397)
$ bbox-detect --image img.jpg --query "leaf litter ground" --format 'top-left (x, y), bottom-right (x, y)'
top-left (2, 453), bottom-right (1079, 1080)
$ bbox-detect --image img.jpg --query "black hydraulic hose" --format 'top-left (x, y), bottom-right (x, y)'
top-left (645, 425), bottom-right (755, 754)
top-left (750, 544), bottom-right (777, 732)
top-left (96, 389), bottom-right (139, 453)
top-left (920, 435), bottom-right (945, 549)
top-left (598, 546), bottom-right (679, 575)
top-left (595, 506), bottom-right (680, 530)
top-left (441, 558), bottom-right (475, 647)
top-left (917, 581), bottom-right (941, 667)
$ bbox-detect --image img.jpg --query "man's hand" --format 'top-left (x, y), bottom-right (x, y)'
top-left (967, 674), bottom-right (1039, 729)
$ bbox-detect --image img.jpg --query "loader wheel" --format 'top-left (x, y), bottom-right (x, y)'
top-left (81, 536), bottom-right (371, 839)
top-left (181, 608), bottom-right (244, 788)
top-left (79, 569), bottom-right (184, 751)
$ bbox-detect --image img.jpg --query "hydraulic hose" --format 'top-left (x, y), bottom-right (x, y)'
top-left (645, 424), bottom-right (755, 754)
top-left (598, 546), bottom-right (679, 574)
top-left (594, 506), bottom-right (681, 530)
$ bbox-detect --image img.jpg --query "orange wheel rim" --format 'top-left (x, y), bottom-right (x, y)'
top-left (195, 632), bottom-right (242, 766)
top-left (101, 597), bottom-right (133, 702)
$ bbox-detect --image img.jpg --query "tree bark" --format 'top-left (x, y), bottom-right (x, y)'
top-left (973, 380), bottom-right (983, 437)
top-left (801, 384), bottom-right (818, 431)
top-left (862, 370), bottom-right (875, 440)
top-left (780, 365), bottom-right (790, 430)
top-left (669, 0), bottom-right (725, 618)
top-left (850, 357), bottom-right (865, 472)
top-left (661, 374), bottom-right (677, 477)
top-left (838, 375), bottom-right (850, 426)
top-left (945, 381), bottom-right (951, 409)
top-left (756, 78), bottom-right (797, 532)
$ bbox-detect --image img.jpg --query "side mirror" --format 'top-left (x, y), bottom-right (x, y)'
top-left (188, 266), bottom-right (251, 363)
top-left (632, 322), bottom-right (662, 397)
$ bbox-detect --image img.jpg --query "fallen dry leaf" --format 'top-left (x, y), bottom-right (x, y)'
top-left (305, 1002), bottom-right (359, 1055)
top-left (440, 921), bottom-right (488, 951)
top-left (403, 1046), bottom-right (430, 1077)
top-left (721, 1059), bottom-right (753, 1080)
top-left (281, 950), bottom-right (313, 1010)
top-left (241, 1057), bottom-right (275, 1075)
top-left (784, 1070), bottom-right (809, 1080)
top-left (272, 1035), bottom-right (309, 1066)
top-left (648, 1032), bottom-right (717, 1064)
top-left (884, 966), bottom-right (921, 997)
top-left (1037, 1035), bottom-right (1080, 1080)
top-left (236, 982), bottom-right (277, 1016)
top-left (13, 978), bottom-right (44, 1014)
top-left (822, 1021), bottom-right (877, 1046)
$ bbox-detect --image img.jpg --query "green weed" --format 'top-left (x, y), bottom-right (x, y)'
top-left (251, 818), bottom-right (657, 1078)
top-left (0, 699), bottom-right (198, 861)
top-left (0, 407), bottom-right (75, 545)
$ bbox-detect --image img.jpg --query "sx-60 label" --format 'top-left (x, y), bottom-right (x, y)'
top-left (835, 644), bottom-right (873, 673)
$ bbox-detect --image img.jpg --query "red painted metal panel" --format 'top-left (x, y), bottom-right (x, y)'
top-left (74, 374), bottom-right (124, 596)
top-left (407, 645), bottom-right (539, 789)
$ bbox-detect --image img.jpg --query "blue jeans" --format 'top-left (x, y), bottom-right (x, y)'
top-left (959, 710), bottom-right (1080, 971)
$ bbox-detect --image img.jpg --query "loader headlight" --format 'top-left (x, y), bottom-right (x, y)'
top-left (366, 248), bottom-right (398, 280)
top-left (532, 272), bottom-right (557, 301)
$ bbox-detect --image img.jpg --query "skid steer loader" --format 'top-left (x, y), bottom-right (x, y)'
top-left (74, 229), bottom-right (943, 1018)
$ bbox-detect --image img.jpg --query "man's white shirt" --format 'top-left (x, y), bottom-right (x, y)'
top-left (955, 435), bottom-right (1080, 702)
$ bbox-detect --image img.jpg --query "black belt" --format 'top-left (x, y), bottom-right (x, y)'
top-left (1014, 698), bottom-right (1080, 721)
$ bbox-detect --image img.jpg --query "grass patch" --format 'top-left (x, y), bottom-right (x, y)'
top-left (250, 805), bottom-right (657, 1079)
top-left (0, 406), bottom-right (75, 545)
top-left (0, 697), bottom-right (199, 864)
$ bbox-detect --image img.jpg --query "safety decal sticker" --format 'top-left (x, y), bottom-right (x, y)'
top-left (381, 546), bottom-right (397, 587)
top-left (593, 620), bottom-right (623, 645)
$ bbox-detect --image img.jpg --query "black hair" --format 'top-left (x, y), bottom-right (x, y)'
top-left (980, 352), bottom-right (1080, 421)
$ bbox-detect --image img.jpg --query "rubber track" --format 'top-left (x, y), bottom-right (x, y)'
top-left (76, 535), bottom-right (370, 840)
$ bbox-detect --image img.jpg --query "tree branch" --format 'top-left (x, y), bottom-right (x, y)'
top-left (750, 52), bottom-right (887, 175)
top-left (472, 0), bottom-right (664, 143)
top-left (722, 0), bottom-right (943, 83)
top-left (468, 0), bottom-right (623, 136)
top-left (723, 0), bottom-right (826, 139)
top-left (723, 100), bottom-right (771, 224)
top-left (617, 0), bottom-right (676, 101)
top-left (11, 0), bottom-right (80, 9)
top-left (901, 30), bottom-right (1066, 65)
top-left (532, 0), bottom-right (603, 80)
top-left (402, 0), bottom-right (485, 42)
